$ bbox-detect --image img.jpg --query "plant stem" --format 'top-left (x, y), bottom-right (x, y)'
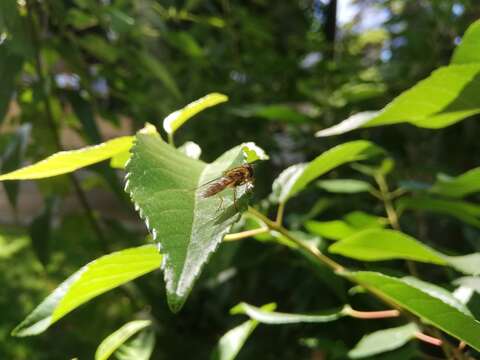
top-left (26, 0), bottom-right (109, 253)
top-left (224, 227), bottom-right (269, 241)
top-left (247, 207), bottom-right (344, 272)
top-left (275, 201), bottom-right (286, 225)
top-left (343, 305), bottom-right (400, 319)
top-left (247, 206), bottom-right (464, 358)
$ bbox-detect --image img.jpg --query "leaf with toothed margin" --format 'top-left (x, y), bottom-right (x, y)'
top-left (125, 128), bottom-right (264, 312)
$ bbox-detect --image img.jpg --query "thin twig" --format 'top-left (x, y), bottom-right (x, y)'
top-left (224, 227), bottom-right (269, 241)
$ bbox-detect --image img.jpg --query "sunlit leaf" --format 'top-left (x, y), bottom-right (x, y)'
top-left (402, 277), bottom-right (472, 316)
top-left (12, 245), bottom-right (161, 336)
top-left (344, 271), bottom-right (480, 351)
top-left (211, 303), bottom-right (276, 360)
top-left (126, 128), bottom-right (262, 312)
top-left (271, 141), bottom-right (383, 203)
top-left (95, 320), bottom-right (152, 360)
top-left (316, 64), bottom-right (480, 136)
top-left (348, 323), bottom-right (419, 359)
top-left (178, 141), bottom-right (202, 160)
top-left (231, 302), bottom-right (346, 324)
top-left (0, 136), bottom-right (133, 180)
top-left (241, 142), bottom-right (269, 163)
top-left (163, 93), bottom-right (228, 135)
top-left (444, 253), bottom-right (480, 276)
top-left (329, 229), bottom-right (447, 264)
top-left (452, 19), bottom-right (480, 64)
top-left (317, 179), bottom-right (372, 194)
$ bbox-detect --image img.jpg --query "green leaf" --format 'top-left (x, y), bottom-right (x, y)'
top-left (115, 330), bottom-right (155, 360)
top-left (110, 150), bottom-right (131, 169)
top-left (78, 34), bottom-right (119, 63)
top-left (445, 253), bottom-right (480, 276)
top-left (0, 226), bottom-right (29, 259)
top-left (241, 142), bottom-right (269, 163)
top-left (344, 271), bottom-right (480, 351)
top-left (231, 104), bottom-right (311, 123)
top-left (163, 93), bottom-right (228, 135)
top-left (402, 277), bottom-right (472, 316)
top-left (305, 220), bottom-right (357, 241)
top-left (29, 197), bottom-right (55, 266)
top-left (12, 245), bottom-right (161, 336)
top-left (0, 51), bottom-right (23, 123)
top-left (316, 64), bottom-right (480, 136)
top-left (140, 53), bottom-right (181, 99)
top-left (454, 277), bottom-right (480, 294)
top-left (397, 196), bottom-right (480, 228)
top-left (231, 302), bottom-right (346, 324)
top-left (1, 123), bottom-right (31, 207)
top-left (317, 179), bottom-right (372, 194)
top-left (126, 129), bottom-right (260, 312)
top-left (348, 323), bottom-right (419, 359)
top-left (452, 20), bottom-right (480, 65)
top-left (0, 136), bottom-right (133, 180)
top-left (211, 303), bottom-right (276, 360)
top-left (271, 141), bottom-right (383, 203)
top-left (305, 211), bottom-right (386, 241)
top-left (329, 229), bottom-right (448, 264)
top-left (95, 320), bottom-right (152, 360)
top-left (430, 167), bottom-right (480, 198)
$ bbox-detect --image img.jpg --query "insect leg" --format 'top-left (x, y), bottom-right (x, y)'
top-left (216, 196), bottom-right (224, 212)
top-left (233, 188), bottom-right (238, 211)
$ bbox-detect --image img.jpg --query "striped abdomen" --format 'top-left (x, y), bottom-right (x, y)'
top-left (199, 177), bottom-right (235, 198)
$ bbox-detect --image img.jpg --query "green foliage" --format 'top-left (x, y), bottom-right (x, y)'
top-left (345, 271), bottom-right (480, 351)
top-left (12, 245), bottom-right (161, 337)
top-left (2, 1), bottom-right (480, 359)
top-left (95, 320), bottom-right (152, 360)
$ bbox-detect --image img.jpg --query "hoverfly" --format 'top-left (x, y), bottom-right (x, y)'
top-left (198, 163), bottom-right (254, 210)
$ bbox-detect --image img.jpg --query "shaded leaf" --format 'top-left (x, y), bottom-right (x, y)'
top-left (163, 93), bottom-right (228, 135)
top-left (430, 167), bottom-right (480, 198)
top-left (348, 323), bottom-right (418, 359)
top-left (329, 229), bottom-right (447, 264)
top-left (126, 129), bottom-right (260, 312)
top-left (231, 302), bottom-right (346, 324)
top-left (29, 197), bottom-right (56, 267)
top-left (115, 330), bottom-right (155, 360)
top-left (397, 196), bottom-right (480, 228)
top-left (140, 53), bottom-right (181, 99)
top-left (344, 271), bottom-right (480, 351)
top-left (95, 320), bottom-right (151, 360)
top-left (0, 123), bottom-right (31, 207)
top-left (0, 136), bottom-right (133, 180)
top-left (211, 303), bottom-right (276, 360)
top-left (231, 104), bottom-right (310, 123)
top-left (0, 51), bottom-right (23, 123)
top-left (12, 245), bottom-right (161, 336)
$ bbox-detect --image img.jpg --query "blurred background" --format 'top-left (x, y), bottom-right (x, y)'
top-left (1, 0), bottom-right (480, 359)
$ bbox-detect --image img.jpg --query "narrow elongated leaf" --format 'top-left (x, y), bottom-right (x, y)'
top-left (271, 141), bottom-right (383, 203)
top-left (430, 167), bottom-right (480, 198)
top-left (317, 179), bottom-right (372, 194)
top-left (12, 245), bottom-right (161, 336)
top-left (397, 196), bottom-right (480, 228)
top-left (316, 64), bottom-right (480, 136)
top-left (1, 123), bottom-right (31, 207)
top-left (329, 229), bottom-right (447, 264)
top-left (0, 136), bottom-right (133, 180)
top-left (231, 302), bottom-right (346, 324)
top-left (95, 320), bottom-right (152, 360)
top-left (452, 19), bottom-right (480, 64)
top-left (0, 51), bottom-right (23, 123)
top-left (211, 303), bottom-right (276, 360)
top-left (126, 129), bottom-right (261, 312)
top-left (344, 271), bottom-right (480, 351)
top-left (163, 93), bottom-right (228, 135)
top-left (348, 323), bottom-right (419, 359)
